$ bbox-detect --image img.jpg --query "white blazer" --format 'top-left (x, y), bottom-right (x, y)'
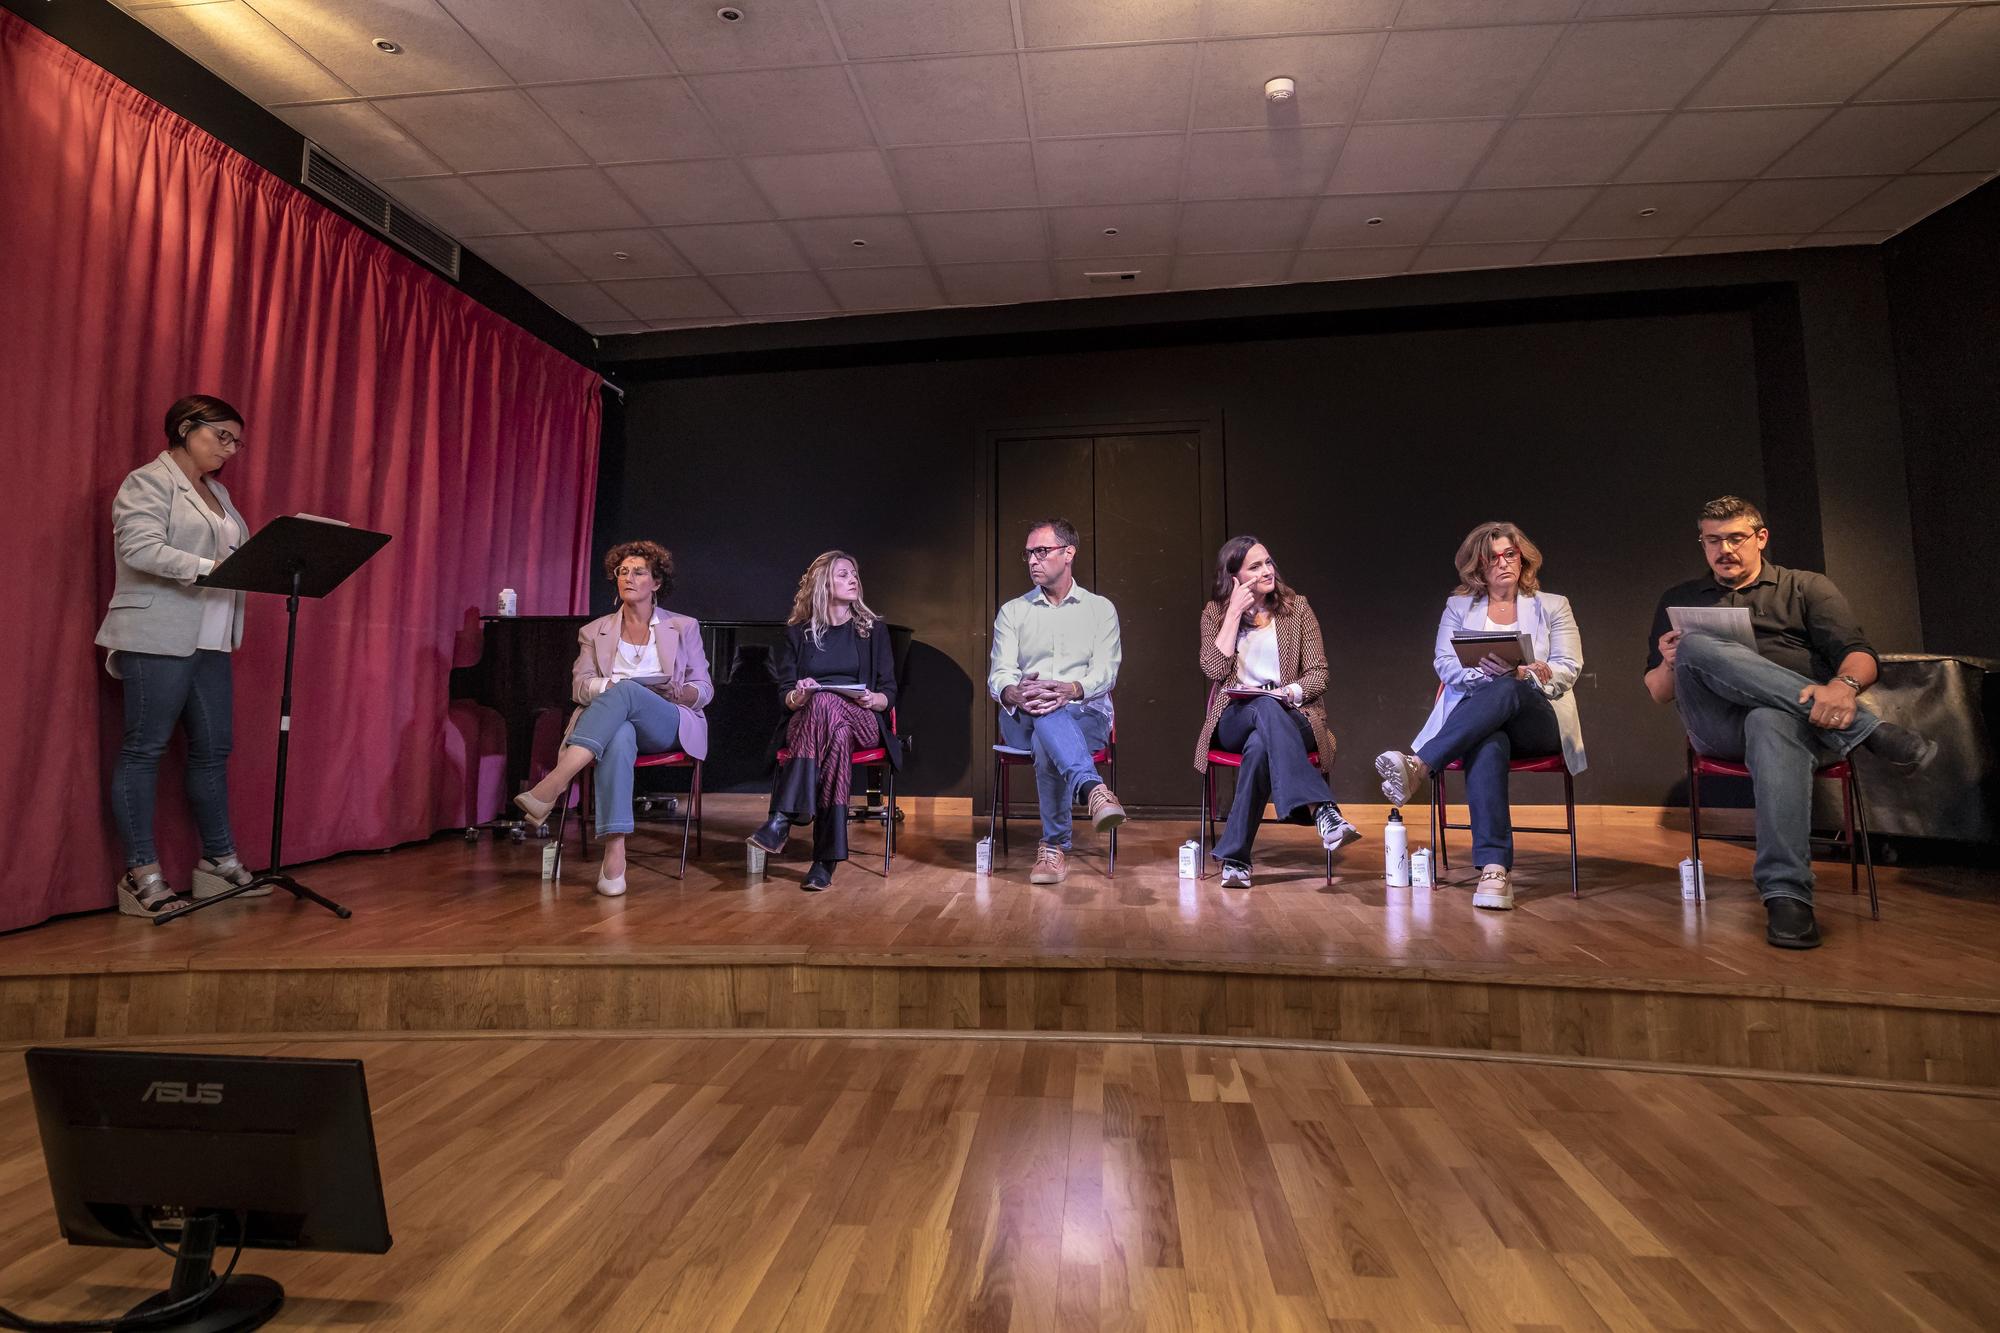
top-left (1410, 591), bottom-right (1587, 774)
top-left (95, 451), bottom-right (249, 675)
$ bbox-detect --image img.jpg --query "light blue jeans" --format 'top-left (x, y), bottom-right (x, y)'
top-left (997, 703), bottom-right (1111, 849)
top-left (111, 649), bottom-right (237, 868)
top-left (1674, 632), bottom-right (1878, 905)
top-left (566, 681), bottom-right (682, 837)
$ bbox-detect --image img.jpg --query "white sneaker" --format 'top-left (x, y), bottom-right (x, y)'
top-left (1374, 751), bottom-right (1427, 807)
top-left (1472, 864), bottom-right (1513, 911)
top-left (1314, 804), bottom-right (1360, 852)
top-left (1220, 862), bottom-right (1252, 889)
top-left (595, 873), bottom-right (627, 898)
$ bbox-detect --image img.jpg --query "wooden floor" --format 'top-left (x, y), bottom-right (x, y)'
top-left (3, 1032), bottom-right (1997, 1331)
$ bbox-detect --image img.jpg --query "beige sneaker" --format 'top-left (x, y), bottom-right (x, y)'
top-left (1086, 784), bottom-right (1126, 833)
top-left (1472, 864), bottom-right (1514, 911)
top-left (1029, 843), bottom-right (1068, 884)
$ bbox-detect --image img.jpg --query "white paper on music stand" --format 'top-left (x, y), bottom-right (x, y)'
top-left (1667, 605), bottom-right (1756, 650)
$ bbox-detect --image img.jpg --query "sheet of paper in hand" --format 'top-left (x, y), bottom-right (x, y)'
top-left (1667, 605), bottom-right (1756, 651)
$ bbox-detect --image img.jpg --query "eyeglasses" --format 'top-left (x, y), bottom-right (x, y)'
top-left (1698, 532), bottom-right (1760, 552)
top-left (1486, 549), bottom-right (1522, 566)
top-left (614, 565), bottom-right (652, 579)
top-left (1023, 545), bottom-right (1071, 563)
top-left (204, 425), bottom-right (244, 450)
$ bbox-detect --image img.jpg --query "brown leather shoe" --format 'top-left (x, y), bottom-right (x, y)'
top-left (1029, 843), bottom-right (1068, 884)
top-left (1087, 784), bottom-right (1126, 833)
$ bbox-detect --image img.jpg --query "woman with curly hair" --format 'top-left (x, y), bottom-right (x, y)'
top-left (748, 551), bottom-right (900, 891)
top-left (512, 540), bottom-right (712, 897)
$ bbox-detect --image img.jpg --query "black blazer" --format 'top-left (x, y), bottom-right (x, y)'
top-left (768, 620), bottom-right (902, 769)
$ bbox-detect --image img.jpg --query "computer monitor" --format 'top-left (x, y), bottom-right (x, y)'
top-left (24, 1048), bottom-right (393, 1331)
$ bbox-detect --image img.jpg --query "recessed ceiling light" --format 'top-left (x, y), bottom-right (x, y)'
top-left (850, 238), bottom-right (867, 247)
top-left (1364, 217), bottom-right (1384, 226)
top-left (1102, 227), bottom-right (1120, 236)
top-left (612, 251), bottom-right (630, 261)
top-left (1638, 207), bottom-right (1659, 217)
top-left (716, 6), bottom-right (744, 21)
top-left (371, 37), bottom-right (402, 54)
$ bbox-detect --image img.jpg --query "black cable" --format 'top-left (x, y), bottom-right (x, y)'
top-left (0, 1212), bottom-right (248, 1332)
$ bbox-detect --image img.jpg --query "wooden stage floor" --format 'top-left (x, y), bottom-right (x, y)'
top-left (6, 800), bottom-right (1999, 1088)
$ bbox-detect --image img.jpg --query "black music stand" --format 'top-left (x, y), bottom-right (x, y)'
top-left (165, 516), bottom-right (391, 925)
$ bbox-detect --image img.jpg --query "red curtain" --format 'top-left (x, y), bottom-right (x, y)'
top-left (0, 12), bottom-right (601, 932)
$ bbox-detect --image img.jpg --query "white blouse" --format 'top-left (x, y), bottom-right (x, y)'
top-left (1234, 619), bottom-right (1281, 689)
top-left (611, 630), bottom-right (663, 682)
top-left (193, 509), bottom-right (242, 653)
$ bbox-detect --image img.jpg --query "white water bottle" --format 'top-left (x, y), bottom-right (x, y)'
top-left (1384, 809), bottom-right (1410, 886)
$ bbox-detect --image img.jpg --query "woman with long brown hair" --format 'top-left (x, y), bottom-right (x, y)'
top-left (1193, 536), bottom-right (1356, 887)
top-left (749, 550), bottom-right (900, 891)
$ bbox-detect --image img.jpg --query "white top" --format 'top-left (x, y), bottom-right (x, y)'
top-left (610, 628), bottom-right (662, 682)
top-left (987, 581), bottom-right (1121, 722)
top-left (193, 509), bottom-right (243, 652)
top-left (1234, 619), bottom-right (1281, 688)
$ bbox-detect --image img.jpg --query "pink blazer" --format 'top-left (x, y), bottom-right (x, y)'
top-left (568, 609), bottom-right (713, 760)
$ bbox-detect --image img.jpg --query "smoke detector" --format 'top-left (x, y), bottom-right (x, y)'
top-left (1265, 77), bottom-right (1295, 102)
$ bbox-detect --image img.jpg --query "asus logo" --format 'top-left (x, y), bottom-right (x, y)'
top-left (141, 1081), bottom-right (223, 1105)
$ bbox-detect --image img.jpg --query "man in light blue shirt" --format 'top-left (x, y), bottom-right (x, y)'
top-left (989, 518), bottom-right (1126, 884)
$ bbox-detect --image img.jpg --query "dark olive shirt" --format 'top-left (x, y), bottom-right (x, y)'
top-left (1645, 561), bottom-right (1876, 683)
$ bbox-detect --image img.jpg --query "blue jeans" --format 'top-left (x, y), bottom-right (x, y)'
top-left (997, 704), bottom-right (1111, 849)
top-left (111, 650), bottom-right (237, 868)
top-left (1416, 677), bottom-right (1562, 870)
top-left (567, 681), bottom-right (682, 837)
top-left (1210, 695), bottom-right (1333, 865)
top-left (1674, 632), bottom-right (1878, 906)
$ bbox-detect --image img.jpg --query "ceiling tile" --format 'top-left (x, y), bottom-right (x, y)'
top-left (542, 229), bottom-right (693, 280)
top-left (661, 221), bottom-right (809, 273)
top-left (1290, 246), bottom-right (1418, 279)
top-left (631, 0), bottom-right (839, 72)
top-left (1176, 198), bottom-right (1316, 252)
top-left (1431, 187), bottom-right (1597, 243)
top-left (1617, 107), bottom-right (1828, 181)
top-left (889, 143), bottom-right (1042, 210)
top-left (710, 271), bottom-right (840, 315)
top-left (1667, 233), bottom-right (1797, 254)
top-left (1583, 0), bottom-right (1770, 14)
top-left (820, 0), bottom-right (1015, 59)
top-left (1765, 102), bottom-right (1998, 179)
top-left (1053, 257), bottom-right (1174, 295)
top-left (1205, 1), bottom-right (1400, 38)
top-left (1020, 0), bottom-right (1201, 48)
top-left (940, 262), bottom-right (1056, 305)
top-left (1859, 7), bottom-right (2000, 103)
top-left (1792, 231), bottom-right (1891, 249)
top-left (1024, 45), bottom-right (1199, 138)
top-left (744, 151), bottom-right (903, 217)
top-left (1047, 203), bottom-right (1181, 257)
top-left (133, 2), bottom-right (352, 104)
top-left (913, 211), bottom-right (1049, 264)
top-left (434, 0), bottom-right (670, 82)
top-left (1824, 173), bottom-right (1988, 233)
top-left (853, 55), bottom-right (1028, 146)
top-left (529, 79), bottom-right (726, 164)
top-left (1688, 9), bottom-right (1948, 108)
top-left (603, 160), bottom-right (774, 225)
top-left (789, 215), bottom-right (927, 267)
top-left (1034, 136), bottom-right (1186, 206)
top-left (1523, 16), bottom-right (1758, 114)
top-left (1916, 109), bottom-right (2000, 173)
top-left (1358, 26), bottom-right (1565, 121)
top-left (1183, 126), bottom-right (1347, 198)
top-left (530, 282), bottom-right (636, 322)
top-left (380, 176), bottom-right (523, 236)
top-left (1171, 252), bottom-right (1292, 288)
top-left (1539, 237), bottom-right (1671, 262)
top-left (375, 91), bottom-right (583, 173)
top-left (1562, 180), bottom-right (1741, 237)
top-left (279, 102), bottom-right (445, 178)
top-left (601, 276), bottom-right (736, 320)
top-left (647, 317), bottom-right (742, 330)
top-left (472, 168), bottom-right (648, 230)
top-left (1473, 114), bottom-right (1663, 187)
top-left (248, 0), bottom-right (508, 96)
top-left (1325, 120), bottom-right (1502, 193)
top-left (687, 68), bottom-right (874, 154)
top-left (1691, 177), bottom-right (1887, 234)
top-left (465, 234), bottom-right (583, 284)
top-left (1191, 33), bottom-right (1384, 129)
top-left (585, 320), bottom-right (651, 335)
top-left (1305, 192), bottom-right (1456, 247)
top-left (823, 266), bottom-right (945, 311)
top-left (1410, 241), bottom-right (1549, 271)
top-left (1398, 0), bottom-right (1582, 23)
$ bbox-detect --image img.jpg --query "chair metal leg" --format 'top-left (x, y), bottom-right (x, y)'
top-left (1842, 771), bottom-right (1859, 896)
top-left (1106, 749), bottom-right (1117, 876)
top-left (1198, 768), bottom-right (1212, 880)
top-left (883, 767), bottom-right (895, 877)
top-left (997, 759), bottom-right (1009, 857)
top-left (677, 762), bottom-right (699, 880)
top-left (579, 771), bottom-right (594, 861)
top-left (1687, 755), bottom-right (1702, 881)
top-left (1852, 773), bottom-right (1880, 920)
top-left (1564, 768), bottom-right (1580, 899)
top-left (691, 761), bottom-right (703, 858)
top-left (551, 786), bottom-right (571, 882)
top-left (1432, 770), bottom-right (1449, 871)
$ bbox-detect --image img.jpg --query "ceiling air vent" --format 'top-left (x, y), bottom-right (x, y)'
top-left (1084, 270), bottom-right (1141, 285)
top-left (300, 141), bottom-right (461, 280)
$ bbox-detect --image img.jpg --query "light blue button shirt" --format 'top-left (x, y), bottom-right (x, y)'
top-left (988, 582), bottom-right (1121, 722)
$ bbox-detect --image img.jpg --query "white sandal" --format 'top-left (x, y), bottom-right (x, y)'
top-left (192, 854), bottom-right (273, 900)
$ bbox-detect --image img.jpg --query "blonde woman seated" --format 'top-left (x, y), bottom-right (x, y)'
top-left (513, 541), bottom-right (712, 897)
top-left (749, 551), bottom-right (900, 891)
top-left (1374, 521), bottom-right (1585, 911)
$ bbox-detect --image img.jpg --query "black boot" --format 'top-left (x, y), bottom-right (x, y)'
top-left (1765, 898), bottom-right (1822, 950)
top-left (748, 814), bottom-right (790, 854)
top-left (802, 860), bottom-right (835, 892)
top-left (1861, 720), bottom-right (1937, 774)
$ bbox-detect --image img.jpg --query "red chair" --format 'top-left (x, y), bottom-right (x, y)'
top-left (1199, 748), bottom-right (1334, 884)
top-left (1422, 684), bottom-right (1580, 897)
top-left (990, 715), bottom-right (1118, 874)
top-left (775, 708), bottom-right (899, 876)
top-left (1686, 745), bottom-right (1877, 919)
top-left (551, 751), bottom-right (702, 882)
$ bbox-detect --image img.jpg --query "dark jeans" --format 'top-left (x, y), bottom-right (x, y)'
top-left (1674, 632), bottom-right (1878, 906)
top-left (111, 649), bottom-right (236, 868)
top-left (769, 758), bottom-right (851, 862)
top-left (1210, 694), bottom-right (1334, 865)
top-left (996, 703), bottom-right (1111, 850)
top-left (1415, 677), bottom-right (1562, 870)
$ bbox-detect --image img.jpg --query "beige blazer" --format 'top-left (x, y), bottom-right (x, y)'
top-left (568, 608), bottom-right (713, 760)
top-left (95, 451), bottom-right (249, 675)
top-left (1193, 596), bottom-right (1336, 773)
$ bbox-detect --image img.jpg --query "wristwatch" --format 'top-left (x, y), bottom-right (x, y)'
top-left (1834, 673), bottom-right (1864, 695)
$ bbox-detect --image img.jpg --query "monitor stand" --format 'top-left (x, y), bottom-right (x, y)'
top-left (123, 1214), bottom-right (284, 1332)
